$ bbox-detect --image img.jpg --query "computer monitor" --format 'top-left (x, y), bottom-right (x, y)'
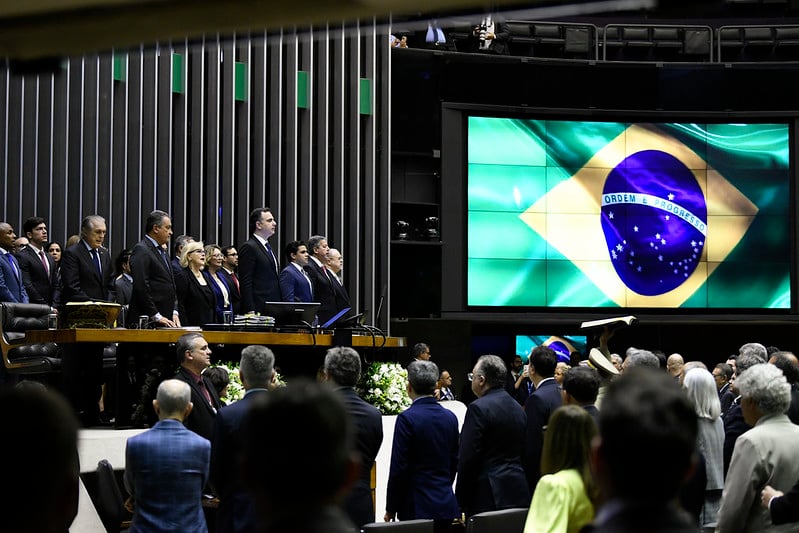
top-left (262, 301), bottom-right (320, 327)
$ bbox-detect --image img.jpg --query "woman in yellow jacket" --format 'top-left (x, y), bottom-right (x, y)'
top-left (524, 405), bottom-right (598, 533)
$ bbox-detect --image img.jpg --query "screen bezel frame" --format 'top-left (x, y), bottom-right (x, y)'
top-left (440, 103), bottom-right (799, 321)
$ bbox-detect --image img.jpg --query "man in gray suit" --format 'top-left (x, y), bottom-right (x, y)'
top-left (717, 363), bottom-right (799, 532)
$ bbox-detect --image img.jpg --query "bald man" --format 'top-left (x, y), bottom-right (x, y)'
top-left (667, 353), bottom-right (685, 381)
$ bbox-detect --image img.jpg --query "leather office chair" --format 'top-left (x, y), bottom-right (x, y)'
top-left (95, 459), bottom-right (133, 532)
top-left (361, 519), bottom-right (435, 532)
top-left (0, 302), bottom-right (61, 375)
top-left (466, 507), bottom-right (528, 533)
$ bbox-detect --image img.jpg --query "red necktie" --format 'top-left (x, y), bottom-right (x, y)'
top-left (231, 272), bottom-right (240, 292)
top-left (39, 250), bottom-right (50, 275)
top-left (198, 378), bottom-right (212, 404)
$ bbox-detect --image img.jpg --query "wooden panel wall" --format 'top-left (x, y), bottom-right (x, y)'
top-left (0, 23), bottom-right (394, 329)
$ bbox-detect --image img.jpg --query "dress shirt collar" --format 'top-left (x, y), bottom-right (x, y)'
top-left (244, 388), bottom-right (269, 397)
top-left (291, 262), bottom-right (307, 273)
top-left (535, 376), bottom-right (556, 389)
top-left (28, 243), bottom-right (45, 254)
top-left (82, 240), bottom-right (95, 253)
top-left (252, 233), bottom-right (269, 247)
top-left (144, 234), bottom-right (161, 250)
top-left (123, 273), bottom-right (133, 282)
top-left (0, 247), bottom-right (10, 255)
top-left (310, 256), bottom-right (324, 268)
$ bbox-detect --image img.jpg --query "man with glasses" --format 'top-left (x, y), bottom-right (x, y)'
top-left (220, 246), bottom-right (241, 315)
top-left (457, 354), bottom-right (529, 518)
top-left (713, 363), bottom-right (735, 417)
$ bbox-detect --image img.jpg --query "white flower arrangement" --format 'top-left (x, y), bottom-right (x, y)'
top-left (210, 363), bottom-right (245, 403)
top-left (210, 363), bottom-right (287, 404)
top-left (358, 361), bottom-right (411, 415)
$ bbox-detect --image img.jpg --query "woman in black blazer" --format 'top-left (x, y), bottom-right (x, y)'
top-left (174, 240), bottom-right (215, 327)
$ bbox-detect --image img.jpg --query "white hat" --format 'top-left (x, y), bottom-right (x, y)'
top-left (588, 348), bottom-right (619, 376)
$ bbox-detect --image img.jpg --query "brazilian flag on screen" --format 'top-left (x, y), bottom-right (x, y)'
top-left (467, 117), bottom-right (791, 309)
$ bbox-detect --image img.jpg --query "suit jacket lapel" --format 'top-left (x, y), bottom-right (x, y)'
top-left (80, 245), bottom-right (102, 283)
top-left (254, 237), bottom-right (278, 274)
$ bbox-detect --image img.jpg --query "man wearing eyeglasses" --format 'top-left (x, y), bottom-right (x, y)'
top-left (456, 354), bottom-right (529, 518)
top-left (220, 245), bottom-right (241, 314)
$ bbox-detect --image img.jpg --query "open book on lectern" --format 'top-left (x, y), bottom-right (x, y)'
top-left (62, 301), bottom-right (122, 328)
top-left (580, 315), bottom-right (638, 331)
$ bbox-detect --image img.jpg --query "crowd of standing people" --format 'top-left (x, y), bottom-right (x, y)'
top-left (5, 333), bottom-right (799, 533)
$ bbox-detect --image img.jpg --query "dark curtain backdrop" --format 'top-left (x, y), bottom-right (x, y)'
top-left (0, 24), bottom-right (394, 330)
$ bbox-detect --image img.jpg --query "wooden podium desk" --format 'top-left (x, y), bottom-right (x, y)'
top-left (27, 327), bottom-right (406, 349)
top-left (28, 328), bottom-right (406, 427)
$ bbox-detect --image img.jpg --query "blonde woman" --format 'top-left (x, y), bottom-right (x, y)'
top-left (204, 244), bottom-right (233, 322)
top-left (174, 241), bottom-right (215, 326)
top-left (524, 405), bottom-right (598, 533)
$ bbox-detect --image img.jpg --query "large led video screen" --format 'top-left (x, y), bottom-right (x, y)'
top-left (467, 117), bottom-right (791, 309)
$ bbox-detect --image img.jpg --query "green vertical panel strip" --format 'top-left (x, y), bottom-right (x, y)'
top-left (359, 78), bottom-right (372, 115)
top-left (235, 62), bottom-right (248, 102)
top-left (112, 54), bottom-right (126, 82)
top-left (297, 70), bottom-right (309, 109)
top-left (172, 52), bottom-right (184, 94)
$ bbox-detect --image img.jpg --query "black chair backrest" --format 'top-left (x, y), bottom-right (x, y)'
top-left (95, 459), bottom-right (126, 532)
top-left (361, 519), bottom-right (435, 532)
top-left (1, 302), bottom-right (50, 344)
top-left (466, 507), bottom-right (528, 533)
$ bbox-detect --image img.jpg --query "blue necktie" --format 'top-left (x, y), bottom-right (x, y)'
top-left (265, 242), bottom-right (278, 272)
top-left (91, 249), bottom-right (102, 277)
top-left (4, 253), bottom-right (20, 281)
top-left (157, 246), bottom-right (170, 270)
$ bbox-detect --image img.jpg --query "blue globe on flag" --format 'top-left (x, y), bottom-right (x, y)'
top-left (600, 150), bottom-right (707, 296)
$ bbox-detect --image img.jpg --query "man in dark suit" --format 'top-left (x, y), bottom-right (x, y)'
top-left (326, 247), bottom-right (351, 308)
top-left (713, 362), bottom-right (735, 417)
top-left (722, 352), bottom-right (765, 476)
top-left (279, 240), bottom-right (314, 303)
top-left (561, 365), bottom-right (601, 424)
top-left (305, 234), bottom-right (345, 325)
top-left (457, 354), bottom-right (530, 518)
top-left (385, 360), bottom-right (460, 530)
top-left (220, 245), bottom-right (241, 314)
top-left (211, 345), bottom-right (275, 533)
top-left (17, 216), bottom-right (60, 307)
top-left (241, 378), bottom-right (359, 533)
top-left (238, 207), bottom-right (281, 314)
top-left (768, 351), bottom-right (799, 424)
top-left (60, 215), bottom-right (114, 303)
top-left (762, 480), bottom-right (799, 525)
top-left (524, 345), bottom-right (562, 490)
top-left (129, 210), bottom-right (179, 328)
top-left (59, 215), bottom-right (114, 425)
top-left (112, 249), bottom-right (133, 327)
top-left (322, 346), bottom-right (383, 527)
top-left (174, 332), bottom-right (221, 441)
top-left (0, 221), bottom-right (28, 303)
top-left (124, 379), bottom-right (210, 532)
top-left (171, 234), bottom-right (194, 274)
top-left (584, 368), bottom-right (698, 533)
